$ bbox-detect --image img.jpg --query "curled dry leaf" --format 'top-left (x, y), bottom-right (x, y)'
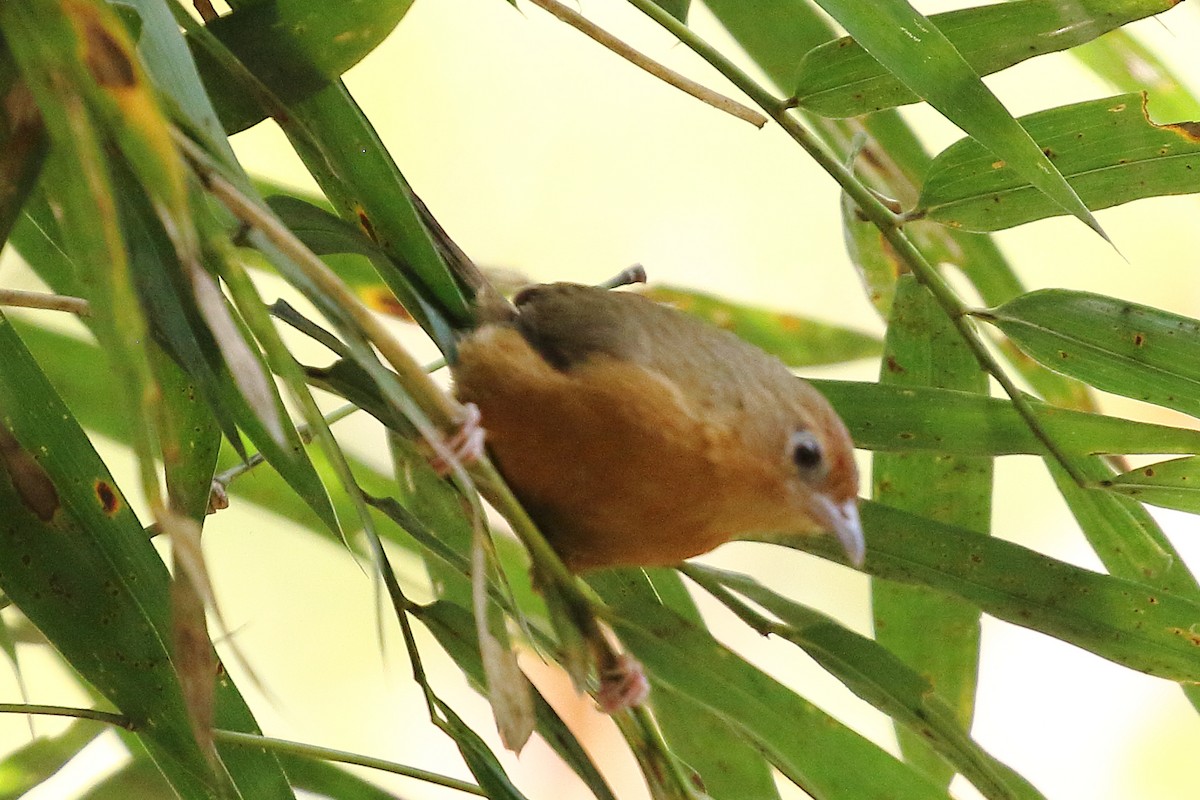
top-left (472, 531), bottom-right (535, 752)
top-left (188, 262), bottom-right (286, 447)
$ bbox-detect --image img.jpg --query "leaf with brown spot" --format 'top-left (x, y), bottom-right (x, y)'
top-left (0, 424), bottom-right (59, 522)
top-left (0, 310), bottom-right (295, 798)
top-left (919, 93), bottom-right (1200, 231)
top-left (793, 0), bottom-right (1181, 119)
top-left (94, 479), bottom-right (120, 515)
top-left (983, 289), bottom-right (1200, 420)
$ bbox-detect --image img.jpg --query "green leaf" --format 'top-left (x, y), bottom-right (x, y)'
top-left (982, 289), bottom-right (1200, 419)
top-left (267, 194), bottom-right (456, 353)
top-left (1044, 456), bottom-right (1200, 713)
top-left (642, 285), bottom-right (881, 366)
top-left (5, 0), bottom-right (164, 498)
top-left (812, 380), bottom-right (1200, 457)
top-left (117, 0), bottom-right (230, 153)
top-left (1073, 28), bottom-right (1200, 123)
top-left (76, 755), bottom-right (175, 800)
top-left (870, 276), bottom-right (990, 788)
top-left (704, 0), bottom-right (834, 85)
top-left (793, 0), bottom-right (1180, 119)
top-left (436, 701), bottom-right (530, 800)
top-left (153, 342), bottom-right (222, 521)
top-left (417, 601), bottom-right (619, 800)
top-left (1109, 456), bottom-right (1200, 514)
top-left (755, 501), bottom-right (1200, 684)
top-left (802, 0), bottom-right (1106, 238)
top-left (0, 720), bottom-right (103, 800)
top-left (919, 93), bottom-right (1200, 232)
top-left (13, 194), bottom-right (343, 536)
top-left (592, 571), bottom-right (948, 800)
top-left (282, 81), bottom-right (472, 329)
top-left (189, 0), bottom-right (417, 133)
top-left (841, 188), bottom-right (901, 317)
top-left (0, 52), bottom-right (47, 243)
top-left (0, 314), bottom-right (294, 799)
top-left (651, 0), bottom-right (689, 23)
top-left (686, 566), bottom-right (1045, 800)
top-left (594, 570), bottom-right (781, 800)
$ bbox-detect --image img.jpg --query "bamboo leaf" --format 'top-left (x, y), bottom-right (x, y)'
top-left (642, 285), bottom-right (881, 367)
top-left (755, 501), bottom-right (1200, 684)
top-left (5, 0), bottom-right (165, 504)
top-left (870, 276), bottom-right (990, 788)
top-left (841, 188), bottom-right (901, 317)
top-left (793, 0), bottom-right (1180, 119)
top-left (74, 0), bottom-right (195, 252)
top-left (1045, 455), bottom-right (1200, 713)
top-left (981, 289), bottom-right (1200, 419)
top-left (0, 720), bottom-right (103, 800)
top-left (802, 0), bottom-right (1106, 238)
top-left (1073, 29), bottom-right (1200, 123)
top-left (0, 313), bottom-right (294, 799)
top-left (435, 701), bottom-right (530, 800)
top-left (592, 571), bottom-right (949, 800)
top-left (266, 194), bottom-right (456, 353)
top-left (189, 0), bottom-right (417, 133)
top-left (1109, 456), bottom-right (1200, 513)
top-left (283, 83), bottom-right (472, 329)
top-left (686, 565), bottom-right (1045, 800)
top-left (12, 194), bottom-right (343, 535)
top-left (812, 380), bottom-right (1200, 457)
top-left (594, 569), bottom-right (782, 800)
top-left (703, 0), bottom-right (835, 90)
top-left (919, 93), bottom-right (1200, 232)
top-left (418, 600), bottom-right (619, 800)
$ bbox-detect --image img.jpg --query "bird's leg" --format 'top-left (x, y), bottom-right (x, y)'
top-left (595, 649), bottom-right (650, 714)
top-left (429, 402), bottom-right (487, 476)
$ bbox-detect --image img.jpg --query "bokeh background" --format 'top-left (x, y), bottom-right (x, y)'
top-left (4, 0), bottom-right (1200, 797)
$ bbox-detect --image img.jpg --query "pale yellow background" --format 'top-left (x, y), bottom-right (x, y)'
top-left (5, 1), bottom-right (1200, 798)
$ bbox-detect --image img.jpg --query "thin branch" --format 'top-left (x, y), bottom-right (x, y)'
top-left (0, 288), bottom-right (90, 317)
top-left (526, 0), bottom-right (767, 128)
top-left (209, 403), bottom-right (359, 501)
top-left (0, 702), bottom-right (133, 729)
top-left (624, 0), bottom-right (1090, 486)
top-left (213, 729), bottom-right (486, 796)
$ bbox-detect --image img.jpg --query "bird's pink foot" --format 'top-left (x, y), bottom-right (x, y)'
top-left (430, 402), bottom-right (486, 476)
top-left (596, 653), bottom-right (650, 714)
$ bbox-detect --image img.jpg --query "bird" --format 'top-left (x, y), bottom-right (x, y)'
top-left (448, 280), bottom-right (864, 574)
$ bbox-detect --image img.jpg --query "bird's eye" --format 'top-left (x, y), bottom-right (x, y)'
top-left (789, 430), bottom-right (824, 474)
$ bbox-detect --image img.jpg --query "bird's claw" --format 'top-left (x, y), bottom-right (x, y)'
top-left (596, 653), bottom-right (650, 714)
top-left (430, 402), bottom-right (486, 476)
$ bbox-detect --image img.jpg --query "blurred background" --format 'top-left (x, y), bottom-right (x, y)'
top-left (4, 0), bottom-right (1200, 797)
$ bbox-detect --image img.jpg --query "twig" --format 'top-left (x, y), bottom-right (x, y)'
top-left (625, 0), bottom-right (1090, 486)
top-left (214, 729), bottom-right (486, 795)
top-left (526, 0), bottom-right (767, 128)
top-left (0, 288), bottom-right (90, 316)
top-left (210, 403), bottom-right (358, 500)
top-left (0, 702), bottom-right (133, 729)
top-left (0, 701), bottom-right (484, 794)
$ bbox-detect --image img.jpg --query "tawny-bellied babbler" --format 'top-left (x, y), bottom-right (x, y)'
top-left (452, 281), bottom-right (863, 572)
top-left (413, 200), bottom-right (862, 712)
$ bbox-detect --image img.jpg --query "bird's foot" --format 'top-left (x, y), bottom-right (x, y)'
top-left (430, 402), bottom-right (486, 476)
top-left (596, 653), bottom-right (650, 714)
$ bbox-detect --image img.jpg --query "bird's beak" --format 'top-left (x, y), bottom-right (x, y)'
top-left (816, 496), bottom-right (865, 568)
